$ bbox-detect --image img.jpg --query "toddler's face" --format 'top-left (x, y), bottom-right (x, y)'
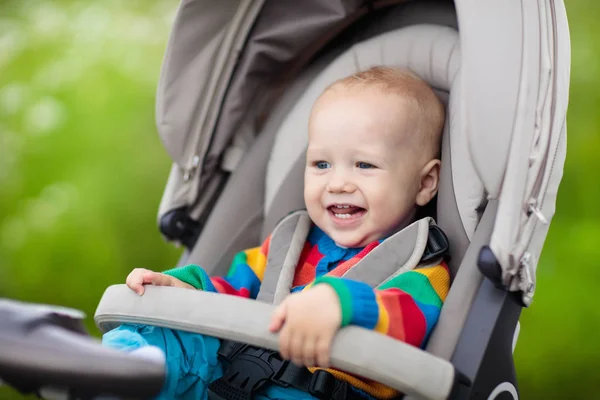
top-left (304, 87), bottom-right (429, 248)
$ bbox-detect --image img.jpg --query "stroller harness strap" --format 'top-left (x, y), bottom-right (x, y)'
top-left (211, 211), bottom-right (449, 399)
top-left (208, 341), bottom-right (379, 400)
top-left (256, 210), bottom-right (449, 305)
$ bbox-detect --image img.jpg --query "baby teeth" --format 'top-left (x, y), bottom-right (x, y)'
top-left (334, 213), bottom-right (352, 219)
top-left (335, 205), bottom-right (351, 208)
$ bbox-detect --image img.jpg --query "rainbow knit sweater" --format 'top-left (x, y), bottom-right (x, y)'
top-left (164, 225), bottom-right (450, 399)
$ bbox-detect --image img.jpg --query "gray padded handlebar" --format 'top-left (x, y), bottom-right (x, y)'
top-left (95, 285), bottom-right (456, 400)
top-left (0, 299), bottom-right (165, 399)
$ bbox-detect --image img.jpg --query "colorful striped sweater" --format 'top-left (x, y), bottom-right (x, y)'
top-left (164, 225), bottom-right (450, 399)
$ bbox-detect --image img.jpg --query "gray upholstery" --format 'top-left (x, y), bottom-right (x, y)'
top-left (261, 151), bottom-right (307, 238)
top-left (257, 211), bottom-right (312, 305)
top-left (184, 118), bottom-right (272, 275)
top-left (187, 63), bottom-right (323, 275)
top-left (435, 73), bottom-right (471, 275)
top-left (425, 201), bottom-right (497, 359)
top-left (343, 218), bottom-right (434, 285)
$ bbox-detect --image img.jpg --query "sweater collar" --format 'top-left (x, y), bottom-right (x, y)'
top-left (308, 225), bottom-right (368, 261)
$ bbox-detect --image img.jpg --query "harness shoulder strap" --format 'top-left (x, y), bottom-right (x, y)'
top-left (256, 210), bottom-right (311, 304)
top-left (342, 217), bottom-right (448, 288)
top-left (258, 214), bottom-right (449, 303)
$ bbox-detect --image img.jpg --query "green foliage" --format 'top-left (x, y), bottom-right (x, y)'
top-left (0, 0), bottom-right (599, 399)
top-left (0, 4), bottom-right (181, 398)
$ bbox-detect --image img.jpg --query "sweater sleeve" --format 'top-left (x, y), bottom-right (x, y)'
top-left (162, 235), bottom-right (271, 300)
top-left (312, 262), bottom-right (450, 348)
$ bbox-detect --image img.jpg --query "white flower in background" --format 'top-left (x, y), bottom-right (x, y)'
top-left (25, 96), bottom-right (67, 136)
top-left (26, 182), bottom-right (79, 232)
top-left (120, 15), bottom-right (155, 43)
top-left (70, 4), bottom-right (112, 45)
top-left (27, 1), bottom-right (67, 39)
top-left (0, 182), bottom-right (79, 248)
top-left (0, 127), bottom-right (24, 183)
top-left (0, 26), bottom-right (25, 68)
top-left (25, 197), bottom-right (60, 232)
top-left (34, 57), bottom-right (87, 90)
top-left (41, 182), bottom-right (78, 217)
top-left (0, 83), bottom-right (29, 115)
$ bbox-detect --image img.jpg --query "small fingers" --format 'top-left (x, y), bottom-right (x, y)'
top-left (289, 333), bottom-right (305, 367)
top-left (269, 303), bottom-right (287, 333)
top-left (126, 268), bottom-right (149, 295)
top-left (315, 336), bottom-right (332, 368)
top-left (147, 273), bottom-right (195, 289)
top-left (301, 336), bottom-right (316, 368)
top-left (145, 272), bottom-right (169, 286)
top-left (125, 269), bottom-right (191, 295)
top-left (130, 283), bottom-right (145, 295)
top-left (279, 325), bottom-right (292, 361)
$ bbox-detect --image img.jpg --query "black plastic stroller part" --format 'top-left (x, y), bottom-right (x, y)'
top-left (0, 300), bottom-right (165, 400)
top-left (448, 369), bottom-right (473, 400)
top-left (421, 224), bottom-right (451, 263)
top-left (208, 342), bottom-right (288, 400)
top-left (451, 277), bottom-right (522, 400)
top-left (159, 207), bottom-right (202, 249)
top-left (477, 246), bottom-right (503, 288)
top-left (209, 341), bottom-right (369, 400)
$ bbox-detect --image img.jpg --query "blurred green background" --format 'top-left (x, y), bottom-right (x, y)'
top-left (0, 0), bottom-right (598, 399)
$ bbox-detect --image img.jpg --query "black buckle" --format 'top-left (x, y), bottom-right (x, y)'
top-left (420, 225), bottom-right (450, 263)
top-left (308, 369), bottom-right (338, 399)
top-left (208, 346), bottom-right (289, 400)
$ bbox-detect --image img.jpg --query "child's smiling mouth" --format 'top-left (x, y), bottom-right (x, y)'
top-left (327, 204), bottom-right (366, 223)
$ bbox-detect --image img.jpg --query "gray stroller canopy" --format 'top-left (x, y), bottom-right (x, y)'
top-left (156, 0), bottom-right (569, 306)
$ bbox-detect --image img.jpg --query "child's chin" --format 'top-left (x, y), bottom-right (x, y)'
top-left (331, 234), bottom-right (364, 249)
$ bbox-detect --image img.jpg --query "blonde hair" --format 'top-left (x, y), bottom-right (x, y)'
top-left (327, 66), bottom-right (445, 159)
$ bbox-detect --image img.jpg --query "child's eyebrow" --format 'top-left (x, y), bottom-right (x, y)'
top-left (306, 146), bottom-right (328, 154)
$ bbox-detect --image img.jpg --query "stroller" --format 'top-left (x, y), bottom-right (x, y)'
top-left (0, 0), bottom-right (570, 399)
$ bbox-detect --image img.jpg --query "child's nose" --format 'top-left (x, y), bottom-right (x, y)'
top-left (326, 171), bottom-right (356, 193)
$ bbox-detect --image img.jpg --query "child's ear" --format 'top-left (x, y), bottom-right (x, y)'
top-left (416, 159), bottom-right (441, 206)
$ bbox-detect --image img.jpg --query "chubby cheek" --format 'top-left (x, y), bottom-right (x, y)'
top-left (304, 186), bottom-right (323, 218)
top-left (305, 201), bottom-right (323, 224)
top-left (367, 188), bottom-right (410, 226)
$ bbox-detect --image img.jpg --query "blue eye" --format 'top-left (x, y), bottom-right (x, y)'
top-left (315, 161), bottom-right (331, 169)
top-left (357, 162), bottom-right (375, 169)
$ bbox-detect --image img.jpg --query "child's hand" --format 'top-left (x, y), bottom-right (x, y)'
top-left (269, 284), bottom-right (342, 368)
top-left (126, 268), bottom-right (194, 295)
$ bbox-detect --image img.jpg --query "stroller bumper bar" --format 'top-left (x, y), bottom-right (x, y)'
top-left (95, 285), bottom-right (468, 400)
